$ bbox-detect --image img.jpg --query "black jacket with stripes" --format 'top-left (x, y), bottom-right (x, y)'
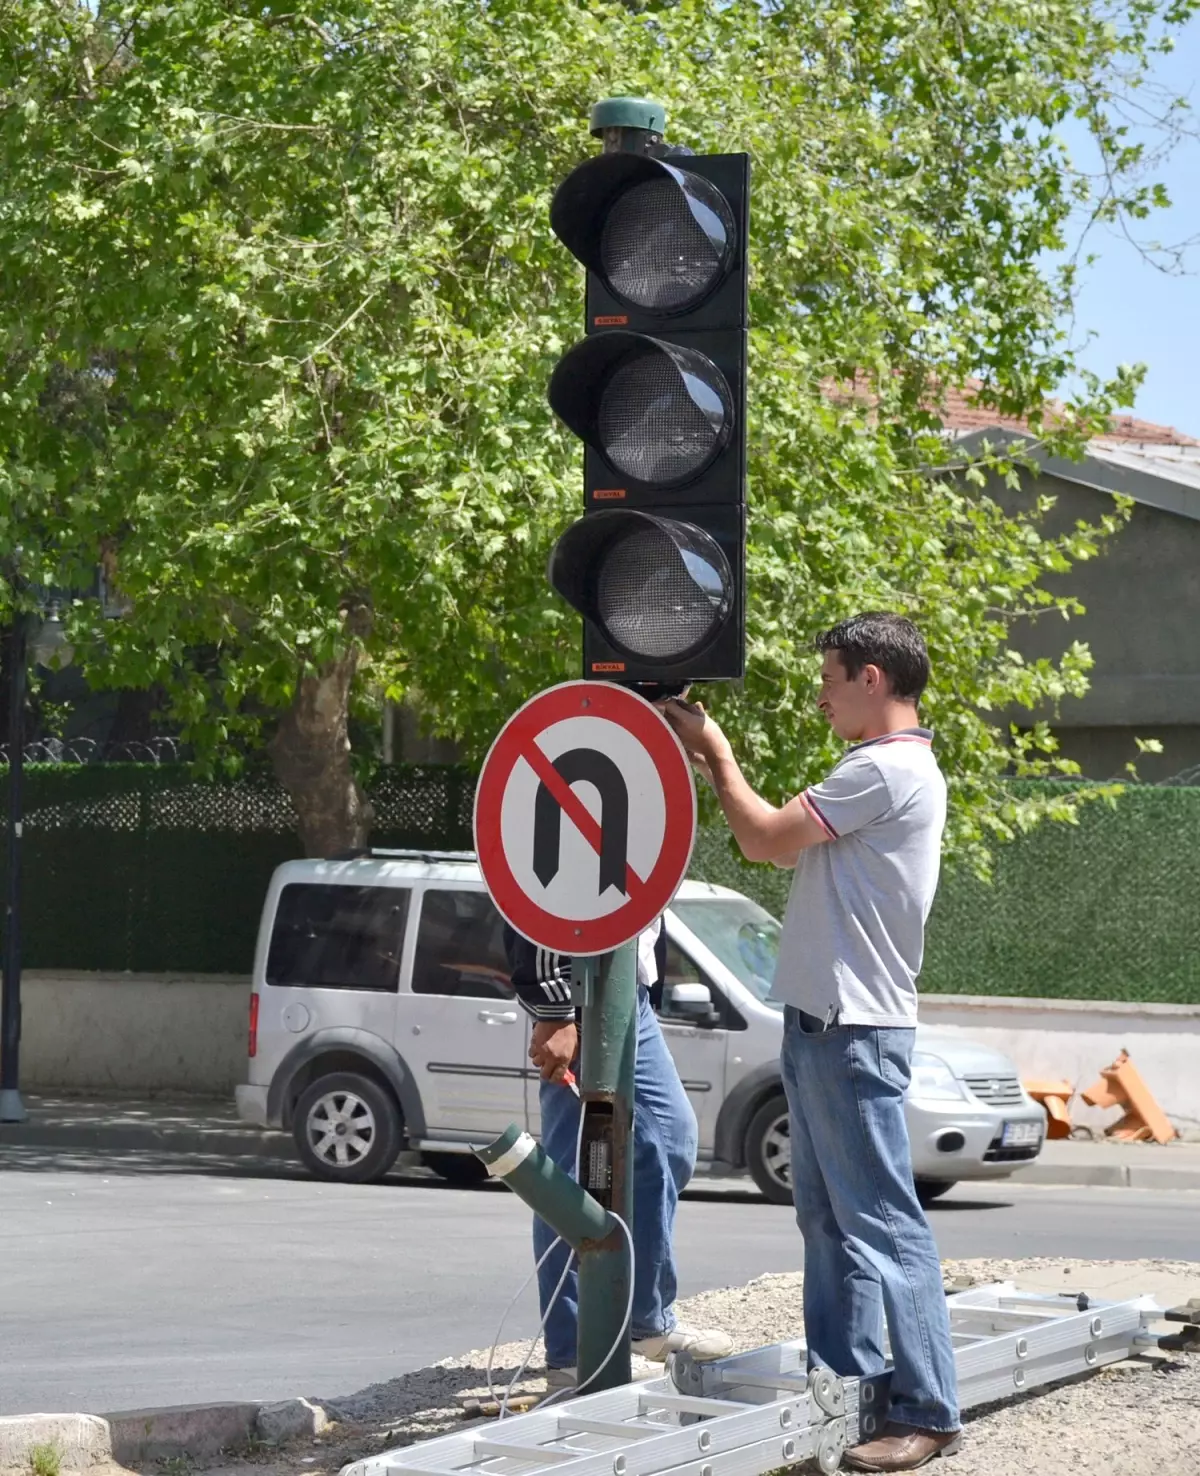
top-left (502, 923), bottom-right (665, 1025)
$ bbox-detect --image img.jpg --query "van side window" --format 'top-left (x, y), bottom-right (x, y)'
top-left (660, 939), bottom-right (711, 1019)
top-left (266, 884), bottom-right (409, 993)
top-left (660, 937), bottom-right (745, 1030)
top-left (412, 890), bottom-right (515, 1001)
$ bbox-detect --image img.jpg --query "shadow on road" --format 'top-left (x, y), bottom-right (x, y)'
top-left (0, 1143), bottom-right (504, 1190)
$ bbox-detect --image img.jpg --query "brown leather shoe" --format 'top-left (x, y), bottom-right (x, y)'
top-left (843, 1423), bottom-right (962, 1471)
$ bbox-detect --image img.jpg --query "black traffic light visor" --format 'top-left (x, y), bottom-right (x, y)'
top-left (548, 332), bottom-right (733, 488)
top-left (550, 154), bottom-right (736, 315)
top-left (548, 509), bottom-right (734, 665)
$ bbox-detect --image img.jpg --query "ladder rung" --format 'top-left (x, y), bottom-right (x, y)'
top-left (715, 1371), bottom-right (810, 1393)
top-left (472, 1442), bottom-right (579, 1463)
top-left (637, 1393), bottom-right (751, 1418)
top-left (556, 1419), bottom-right (669, 1440)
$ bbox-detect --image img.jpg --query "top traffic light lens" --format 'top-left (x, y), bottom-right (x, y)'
top-left (550, 155), bottom-right (739, 318)
top-left (600, 175), bottom-right (735, 313)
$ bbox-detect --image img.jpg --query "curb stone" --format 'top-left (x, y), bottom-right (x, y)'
top-left (105, 1403), bottom-right (266, 1465)
top-left (0, 1414), bottom-right (112, 1471)
top-left (1011, 1161), bottom-right (1200, 1191)
top-left (0, 1399), bottom-right (336, 1471)
top-left (0, 1122), bottom-right (296, 1162)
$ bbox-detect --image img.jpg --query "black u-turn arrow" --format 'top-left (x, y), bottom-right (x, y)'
top-left (533, 748), bottom-right (630, 898)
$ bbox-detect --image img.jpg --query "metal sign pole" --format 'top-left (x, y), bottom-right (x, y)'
top-left (574, 942), bottom-right (638, 1391)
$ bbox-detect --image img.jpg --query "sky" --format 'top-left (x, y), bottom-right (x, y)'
top-left (1057, 18), bottom-right (1200, 438)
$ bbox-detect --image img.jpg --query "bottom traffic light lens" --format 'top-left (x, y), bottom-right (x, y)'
top-left (594, 519), bottom-right (731, 663)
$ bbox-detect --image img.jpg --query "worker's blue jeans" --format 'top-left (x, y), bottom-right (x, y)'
top-left (780, 1007), bottom-right (960, 1433)
top-left (535, 986), bottom-right (698, 1369)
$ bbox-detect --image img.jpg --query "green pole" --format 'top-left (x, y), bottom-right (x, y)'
top-left (574, 941), bottom-right (639, 1390)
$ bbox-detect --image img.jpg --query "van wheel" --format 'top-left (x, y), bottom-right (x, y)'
top-left (423, 1152), bottom-right (489, 1188)
top-left (746, 1095), bottom-right (793, 1206)
top-left (915, 1178), bottom-right (956, 1207)
top-left (293, 1072), bottom-right (402, 1184)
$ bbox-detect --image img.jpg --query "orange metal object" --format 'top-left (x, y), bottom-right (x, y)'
top-left (1080, 1050), bottom-right (1178, 1144)
top-left (1023, 1078), bottom-right (1075, 1139)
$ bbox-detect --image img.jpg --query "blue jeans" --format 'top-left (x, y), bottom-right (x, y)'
top-left (534, 986), bottom-right (699, 1368)
top-left (780, 1007), bottom-right (960, 1434)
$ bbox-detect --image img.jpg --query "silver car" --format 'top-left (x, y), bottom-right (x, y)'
top-left (236, 854), bottom-right (1046, 1202)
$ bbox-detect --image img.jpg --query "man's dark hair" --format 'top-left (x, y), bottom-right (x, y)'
top-left (815, 612), bottom-right (931, 702)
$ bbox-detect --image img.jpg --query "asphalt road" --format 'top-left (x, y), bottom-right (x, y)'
top-left (0, 1157), bottom-right (1196, 1417)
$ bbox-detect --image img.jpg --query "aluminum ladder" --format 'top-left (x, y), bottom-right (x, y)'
top-left (342, 1283), bottom-right (1187, 1476)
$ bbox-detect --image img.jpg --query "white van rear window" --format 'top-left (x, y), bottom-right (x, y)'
top-left (266, 884), bottom-right (409, 992)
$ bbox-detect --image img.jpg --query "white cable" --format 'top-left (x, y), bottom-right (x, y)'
top-left (486, 1098), bottom-right (588, 1417)
top-left (485, 1234), bottom-right (572, 1412)
top-left (534, 1210), bottom-right (636, 1410)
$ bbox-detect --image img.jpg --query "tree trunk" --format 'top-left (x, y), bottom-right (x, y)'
top-left (270, 645), bottom-right (374, 858)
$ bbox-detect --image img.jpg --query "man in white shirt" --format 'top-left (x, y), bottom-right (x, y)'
top-left (662, 612), bottom-right (960, 1472)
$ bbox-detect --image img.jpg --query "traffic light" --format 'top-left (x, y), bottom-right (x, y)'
top-left (546, 100), bottom-right (749, 687)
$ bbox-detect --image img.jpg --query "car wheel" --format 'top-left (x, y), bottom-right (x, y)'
top-left (915, 1178), bottom-right (956, 1207)
top-left (293, 1072), bottom-right (402, 1184)
top-left (423, 1152), bottom-right (489, 1188)
top-left (746, 1095), bottom-right (794, 1205)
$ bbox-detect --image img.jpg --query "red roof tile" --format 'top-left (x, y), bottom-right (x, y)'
top-left (938, 382), bottom-right (1199, 447)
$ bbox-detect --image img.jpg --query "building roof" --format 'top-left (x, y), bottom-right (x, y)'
top-left (936, 381), bottom-right (1200, 521)
top-left (937, 382), bottom-right (1199, 448)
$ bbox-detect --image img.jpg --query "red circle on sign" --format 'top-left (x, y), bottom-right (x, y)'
top-left (473, 682), bottom-right (697, 955)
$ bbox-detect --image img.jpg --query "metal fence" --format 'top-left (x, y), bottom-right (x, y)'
top-left (2, 763), bottom-right (1197, 1002)
top-left (0, 763), bottom-right (474, 973)
top-left (692, 786), bottom-right (1200, 1006)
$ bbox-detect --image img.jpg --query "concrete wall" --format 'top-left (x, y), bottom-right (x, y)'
top-left (17, 973), bottom-right (1200, 1131)
top-left (20, 972), bottom-right (249, 1094)
top-left (992, 474), bottom-right (1200, 781)
top-left (919, 993), bottom-right (1200, 1131)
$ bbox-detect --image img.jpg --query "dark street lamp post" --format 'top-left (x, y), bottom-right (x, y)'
top-left (1, 597), bottom-right (72, 1123)
top-left (1, 612), bottom-right (29, 1122)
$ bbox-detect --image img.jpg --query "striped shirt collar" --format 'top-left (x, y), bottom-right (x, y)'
top-left (847, 726), bottom-right (934, 753)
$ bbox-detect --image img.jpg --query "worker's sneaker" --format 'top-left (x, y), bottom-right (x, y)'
top-left (843, 1424), bottom-right (962, 1472)
top-left (631, 1325), bottom-right (735, 1363)
top-left (544, 1366), bottom-right (576, 1392)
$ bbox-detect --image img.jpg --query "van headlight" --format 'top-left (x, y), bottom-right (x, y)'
top-left (910, 1053), bottom-right (967, 1101)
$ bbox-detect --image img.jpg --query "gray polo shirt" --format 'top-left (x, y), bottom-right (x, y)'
top-left (771, 728), bottom-right (946, 1028)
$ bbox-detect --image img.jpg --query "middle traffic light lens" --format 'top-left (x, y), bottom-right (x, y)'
top-left (598, 350), bottom-right (729, 486)
top-left (601, 176), bottom-right (734, 313)
top-left (595, 520), bottom-right (732, 662)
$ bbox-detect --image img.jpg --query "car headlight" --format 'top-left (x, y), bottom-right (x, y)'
top-left (910, 1053), bottom-right (967, 1102)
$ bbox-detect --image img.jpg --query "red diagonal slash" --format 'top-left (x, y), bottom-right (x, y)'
top-left (520, 739), bottom-right (646, 902)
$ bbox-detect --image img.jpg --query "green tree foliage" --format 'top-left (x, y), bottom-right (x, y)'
top-left (1, 0), bottom-right (1194, 861)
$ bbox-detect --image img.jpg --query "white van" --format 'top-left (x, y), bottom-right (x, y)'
top-left (235, 850), bottom-right (1045, 1204)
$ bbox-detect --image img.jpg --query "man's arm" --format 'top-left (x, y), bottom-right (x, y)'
top-left (662, 703), bottom-right (830, 864)
top-left (502, 926), bottom-right (578, 1083)
top-left (701, 747), bottom-right (830, 864)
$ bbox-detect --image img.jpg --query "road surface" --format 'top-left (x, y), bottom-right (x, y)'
top-left (0, 1155), bottom-right (1195, 1415)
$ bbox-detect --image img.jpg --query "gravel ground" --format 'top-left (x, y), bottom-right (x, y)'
top-left (157, 1259), bottom-right (1200, 1476)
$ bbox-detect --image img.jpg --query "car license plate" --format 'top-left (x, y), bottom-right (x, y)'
top-left (1002, 1121), bottom-right (1044, 1148)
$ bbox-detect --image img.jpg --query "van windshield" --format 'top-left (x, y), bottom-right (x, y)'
top-left (671, 896), bottom-right (781, 1006)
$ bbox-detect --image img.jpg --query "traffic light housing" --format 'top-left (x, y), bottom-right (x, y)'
top-left (547, 126), bottom-right (749, 687)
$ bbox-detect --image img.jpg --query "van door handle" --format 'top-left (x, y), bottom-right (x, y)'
top-left (478, 1009), bottom-right (519, 1024)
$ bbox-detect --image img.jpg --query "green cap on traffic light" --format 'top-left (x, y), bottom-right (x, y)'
top-left (589, 97), bottom-right (666, 137)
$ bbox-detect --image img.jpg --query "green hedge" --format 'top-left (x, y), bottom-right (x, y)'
top-left (3, 765), bottom-right (1197, 1003)
top-left (689, 788), bottom-right (1200, 1006)
top-left (0, 764), bottom-right (474, 974)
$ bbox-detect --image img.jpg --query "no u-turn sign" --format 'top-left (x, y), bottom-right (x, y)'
top-left (474, 682), bottom-right (697, 955)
